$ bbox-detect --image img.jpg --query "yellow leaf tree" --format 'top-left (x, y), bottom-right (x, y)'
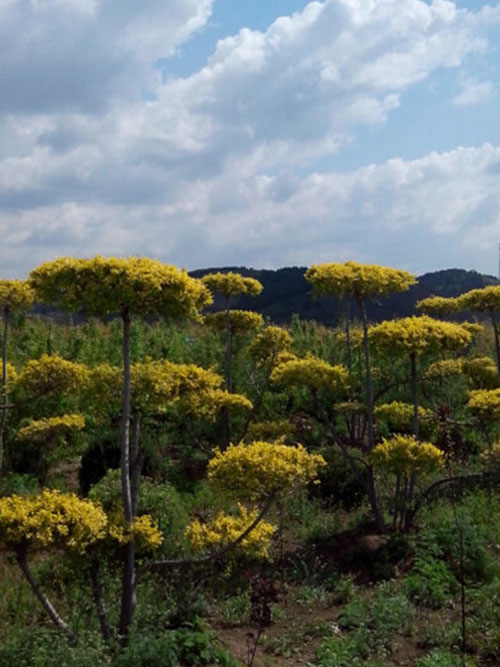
top-left (201, 271), bottom-right (262, 445)
top-left (304, 262), bottom-right (415, 531)
top-left (29, 256), bottom-right (211, 641)
top-left (0, 280), bottom-right (34, 477)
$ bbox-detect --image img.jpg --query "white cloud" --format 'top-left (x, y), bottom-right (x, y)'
top-left (1, 143), bottom-right (500, 278)
top-left (453, 77), bottom-right (493, 106)
top-left (0, 0), bottom-right (499, 278)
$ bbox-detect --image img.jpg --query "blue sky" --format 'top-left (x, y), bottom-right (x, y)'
top-left (1, 0), bottom-right (499, 278)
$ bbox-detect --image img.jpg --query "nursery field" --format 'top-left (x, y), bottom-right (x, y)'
top-left (3, 258), bottom-right (500, 666)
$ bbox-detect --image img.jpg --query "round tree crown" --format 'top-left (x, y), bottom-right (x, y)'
top-left (201, 271), bottom-right (262, 299)
top-left (305, 262), bottom-right (416, 299)
top-left (0, 280), bottom-right (34, 313)
top-left (29, 256), bottom-right (211, 318)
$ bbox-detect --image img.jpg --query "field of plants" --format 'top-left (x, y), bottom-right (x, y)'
top-left (3, 258), bottom-right (500, 666)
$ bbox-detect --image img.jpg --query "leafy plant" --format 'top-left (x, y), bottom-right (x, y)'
top-left (403, 556), bottom-right (458, 609)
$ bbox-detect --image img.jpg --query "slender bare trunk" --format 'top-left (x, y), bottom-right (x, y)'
top-left (118, 307), bottom-right (135, 642)
top-left (220, 300), bottom-right (232, 447)
top-left (491, 309), bottom-right (500, 379)
top-left (0, 307), bottom-right (8, 478)
top-left (90, 559), bottom-right (111, 642)
top-left (392, 473), bottom-right (401, 530)
top-left (357, 296), bottom-right (374, 452)
top-left (16, 548), bottom-right (76, 643)
top-left (410, 352), bottom-right (419, 440)
top-left (130, 412), bottom-right (143, 516)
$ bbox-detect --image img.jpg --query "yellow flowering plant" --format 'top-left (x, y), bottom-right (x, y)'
top-left (305, 262), bottom-right (416, 299)
top-left (204, 310), bottom-right (263, 334)
top-left (372, 435), bottom-right (444, 476)
top-left (207, 440), bottom-right (326, 502)
top-left (29, 257), bottom-right (212, 639)
top-left (201, 272), bottom-right (262, 300)
top-left (374, 402), bottom-right (433, 433)
top-left (416, 295), bottom-right (460, 316)
top-left (369, 316), bottom-right (471, 439)
top-left (107, 513), bottom-right (163, 553)
top-left (372, 435), bottom-right (444, 531)
top-left (16, 354), bottom-right (89, 397)
top-left (467, 389), bottom-right (500, 421)
top-left (248, 326), bottom-right (292, 366)
top-left (463, 357), bottom-right (499, 389)
top-left (185, 503), bottom-right (275, 560)
top-left (270, 355), bottom-right (348, 393)
top-left (0, 488), bottom-right (107, 552)
top-left (15, 414), bottom-right (85, 443)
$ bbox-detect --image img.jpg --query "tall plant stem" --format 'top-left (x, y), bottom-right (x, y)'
top-left (221, 298), bottom-right (232, 447)
top-left (410, 352), bottom-right (419, 440)
top-left (0, 306), bottom-right (9, 478)
top-left (491, 308), bottom-right (500, 379)
top-left (357, 296), bottom-right (374, 451)
top-left (118, 307), bottom-right (135, 642)
top-left (90, 558), bottom-right (111, 642)
top-left (16, 549), bottom-right (76, 643)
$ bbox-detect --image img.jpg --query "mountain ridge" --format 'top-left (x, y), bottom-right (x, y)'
top-left (190, 267), bottom-right (498, 325)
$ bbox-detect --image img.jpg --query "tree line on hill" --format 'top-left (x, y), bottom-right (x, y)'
top-left (190, 266), bottom-right (498, 325)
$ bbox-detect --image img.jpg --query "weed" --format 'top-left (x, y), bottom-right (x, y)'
top-left (414, 648), bottom-right (475, 667)
top-left (295, 584), bottom-right (331, 609)
top-left (402, 556), bottom-right (458, 609)
top-left (327, 573), bottom-right (356, 604)
top-left (219, 593), bottom-right (249, 627)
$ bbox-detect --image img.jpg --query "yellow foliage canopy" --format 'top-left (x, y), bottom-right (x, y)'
top-left (15, 414), bottom-right (85, 443)
top-left (207, 440), bottom-right (326, 501)
top-left (108, 513), bottom-right (163, 552)
top-left (416, 296), bottom-right (459, 315)
top-left (29, 256), bottom-right (211, 319)
top-left (249, 326), bottom-right (292, 365)
top-left (463, 357), bottom-right (499, 389)
top-left (16, 354), bottom-right (89, 396)
top-left (374, 402), bottom-right (433, 430)
top-left (201, 272), bottom-right (262, 299)
top-left (305, 262), bottom-right (416, 299)
top-left (271, 355), bottom-right (348, 392)
top-left (0, 489), bottom-right (107, 552)
top-left (368, 316), bottom-right (471, 356)
top-left (467, 389), bottom-right (500, 421)
top-left (457, 285), bottom-right (500, 313)
top-left (204, 310), bottom-right (263, 334)
top-left (0, 280), bottom-right (34, 313)
top-left (185, 503), bottom-right (275, 560)
top-left (85, 360), bottom-right (251, 419)
top-left (424, 359), bottom-right (463, 380)
top-left (372, 435), bottom-right (443, 475)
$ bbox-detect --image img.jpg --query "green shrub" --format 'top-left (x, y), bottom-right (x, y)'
top-left (315, 633), bottom-right (369, 666)
top-left (402, 556), bottom-right (457, 609)
top-left (414, 648), bottom-right (474, 667)
top-left (338, 582), bottom-right (413, 651)
top-left (0, 629), bottom-right (110, 667)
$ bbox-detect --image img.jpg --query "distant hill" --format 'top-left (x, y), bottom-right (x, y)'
top-left (190, 267), bottom-right (498, 326)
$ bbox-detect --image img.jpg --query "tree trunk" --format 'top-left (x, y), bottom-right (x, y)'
top-left (410, 352), bottom-right (419, 440)
top-left (90, 559), bottom-right (111, 642)
top-left (358, 296), bottom-right (374, 451)
top-left (0, 306), bottom-right (9, 478)
top-left (491, 309), bottom-right (500, 379)
top-left (118, 307), bottom-right (135, 642)
top-left (16, 548), bottom-right (76, 643)
top-left (220, 301), bottom-right (232, 447)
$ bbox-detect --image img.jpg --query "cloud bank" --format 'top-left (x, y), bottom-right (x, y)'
top-left (0, 0), bottom-right (499, 277)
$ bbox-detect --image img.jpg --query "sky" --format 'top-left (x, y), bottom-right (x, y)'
top-left (1, 0), bottom-right (500, 279)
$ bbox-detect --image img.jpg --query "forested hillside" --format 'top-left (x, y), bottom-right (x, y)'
top-left (191, 267), bottom-right (497, 324)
